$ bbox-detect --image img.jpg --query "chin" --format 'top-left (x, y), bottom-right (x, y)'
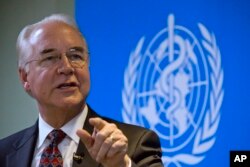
top-left (59, 96), bottom-right (84, 107)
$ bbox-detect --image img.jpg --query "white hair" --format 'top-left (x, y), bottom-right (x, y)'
top-left (16, 14), bottom-right (84, 72)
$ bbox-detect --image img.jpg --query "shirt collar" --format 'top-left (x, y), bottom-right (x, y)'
top-left (37, 105), bottom-right (88, 148)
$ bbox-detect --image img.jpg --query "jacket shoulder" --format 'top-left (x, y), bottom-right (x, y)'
top-left (0, 124), bottom-right (37, 155)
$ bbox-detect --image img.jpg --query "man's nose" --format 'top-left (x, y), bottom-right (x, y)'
top-left (60, 55), bottom-right (72, 66)
top-left (57, 55), bottom-right (75, 75)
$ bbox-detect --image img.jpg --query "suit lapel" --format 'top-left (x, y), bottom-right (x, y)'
top-left (6, 122), bottom-right (38, 167)
top-left (73, 106), bottom-right (100, 167)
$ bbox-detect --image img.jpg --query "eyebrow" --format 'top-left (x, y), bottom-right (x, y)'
top-left (69, 46), bottom-right (84, 53)
top-left (40, 47), bottom-right (85, 55)
top-left (40, 48), bottom-right (57, 54)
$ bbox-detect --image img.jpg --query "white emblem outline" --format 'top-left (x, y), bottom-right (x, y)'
top-left (122, 15), bottom-right (224, 166)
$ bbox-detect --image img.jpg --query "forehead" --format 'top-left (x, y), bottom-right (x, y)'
top-left (29, 22), bottom-right (86, 52)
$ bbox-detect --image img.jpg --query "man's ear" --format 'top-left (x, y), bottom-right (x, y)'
top-left (19, 68), bottom-right (30, 91)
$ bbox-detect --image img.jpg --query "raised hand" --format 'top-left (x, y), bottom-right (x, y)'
top-left (76, 117), bottom-right (130, 167)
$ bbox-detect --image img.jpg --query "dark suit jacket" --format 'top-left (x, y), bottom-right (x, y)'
top-left (0, 106), bottom-right (163, 167)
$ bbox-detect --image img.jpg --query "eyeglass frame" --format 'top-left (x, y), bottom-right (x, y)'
top-left (24, 47), bottom-right (89, 69)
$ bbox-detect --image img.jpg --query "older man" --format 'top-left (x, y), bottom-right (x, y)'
top-left (0, 14), bottom-right (163, 167)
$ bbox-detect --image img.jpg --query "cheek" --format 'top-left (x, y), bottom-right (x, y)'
top-left (78, 70), bottom-right (91, 91)
top-left (28, 70), bottom-right (52, 94)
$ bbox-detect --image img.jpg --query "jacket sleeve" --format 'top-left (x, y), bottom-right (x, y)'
top-left (129, 130), bottom-right (164, 167)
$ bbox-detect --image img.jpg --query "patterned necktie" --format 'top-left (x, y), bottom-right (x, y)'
top-left (39, 129), bottom-right (66, 167)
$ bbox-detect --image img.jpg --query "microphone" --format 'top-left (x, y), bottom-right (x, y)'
top-left (73, 152), bottom-right (84, 163)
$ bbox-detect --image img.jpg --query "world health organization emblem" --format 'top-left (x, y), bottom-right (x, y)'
top-left (122, 14), bottom-right (224, 166)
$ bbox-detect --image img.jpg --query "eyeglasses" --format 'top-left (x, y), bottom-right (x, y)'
top-left (25, 48), bottom-right (88, 69)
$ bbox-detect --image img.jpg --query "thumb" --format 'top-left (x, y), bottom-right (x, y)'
top-left (76, 129), bottom-right (93, 149)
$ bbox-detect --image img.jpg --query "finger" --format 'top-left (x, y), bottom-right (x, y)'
top-left (95, 137), bottom-right (113, 162)
top-left (106, 140), bottom-right (128, 158)
top-left (89, 117), bottom-right (109, 131)
top-left (76, 129), bottom-right (93, 149)
top-left (92, 127), bottom-right (98, 138)
top-left (91, 124), bottom-right (116, 157)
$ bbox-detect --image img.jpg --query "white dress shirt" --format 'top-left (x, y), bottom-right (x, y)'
top-left (31, 105), bottom-right (88, 167)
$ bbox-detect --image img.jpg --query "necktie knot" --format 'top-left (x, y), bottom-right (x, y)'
top-left (48, 129), bottom-right (66, 145)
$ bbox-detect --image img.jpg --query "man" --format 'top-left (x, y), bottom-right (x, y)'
top-left (0, 14), bottom-right (163, 167)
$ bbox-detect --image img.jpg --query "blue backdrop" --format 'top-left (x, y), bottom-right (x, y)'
top-left (76, 0), bottom-right (250, 166)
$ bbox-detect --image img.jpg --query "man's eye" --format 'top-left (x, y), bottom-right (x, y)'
top-left (42, 55), bottom-right (58, 62)
top-left (69, 54), bottom-right (84, 61)
top-left (39, 55), bottom-right (59, 67)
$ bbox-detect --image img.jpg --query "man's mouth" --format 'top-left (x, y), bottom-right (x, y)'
top-left (57, 82), bottom-right (78, 89)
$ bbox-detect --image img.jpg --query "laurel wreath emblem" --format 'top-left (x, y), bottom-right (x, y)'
top-left (122, 23), bottom-right (224, 166)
